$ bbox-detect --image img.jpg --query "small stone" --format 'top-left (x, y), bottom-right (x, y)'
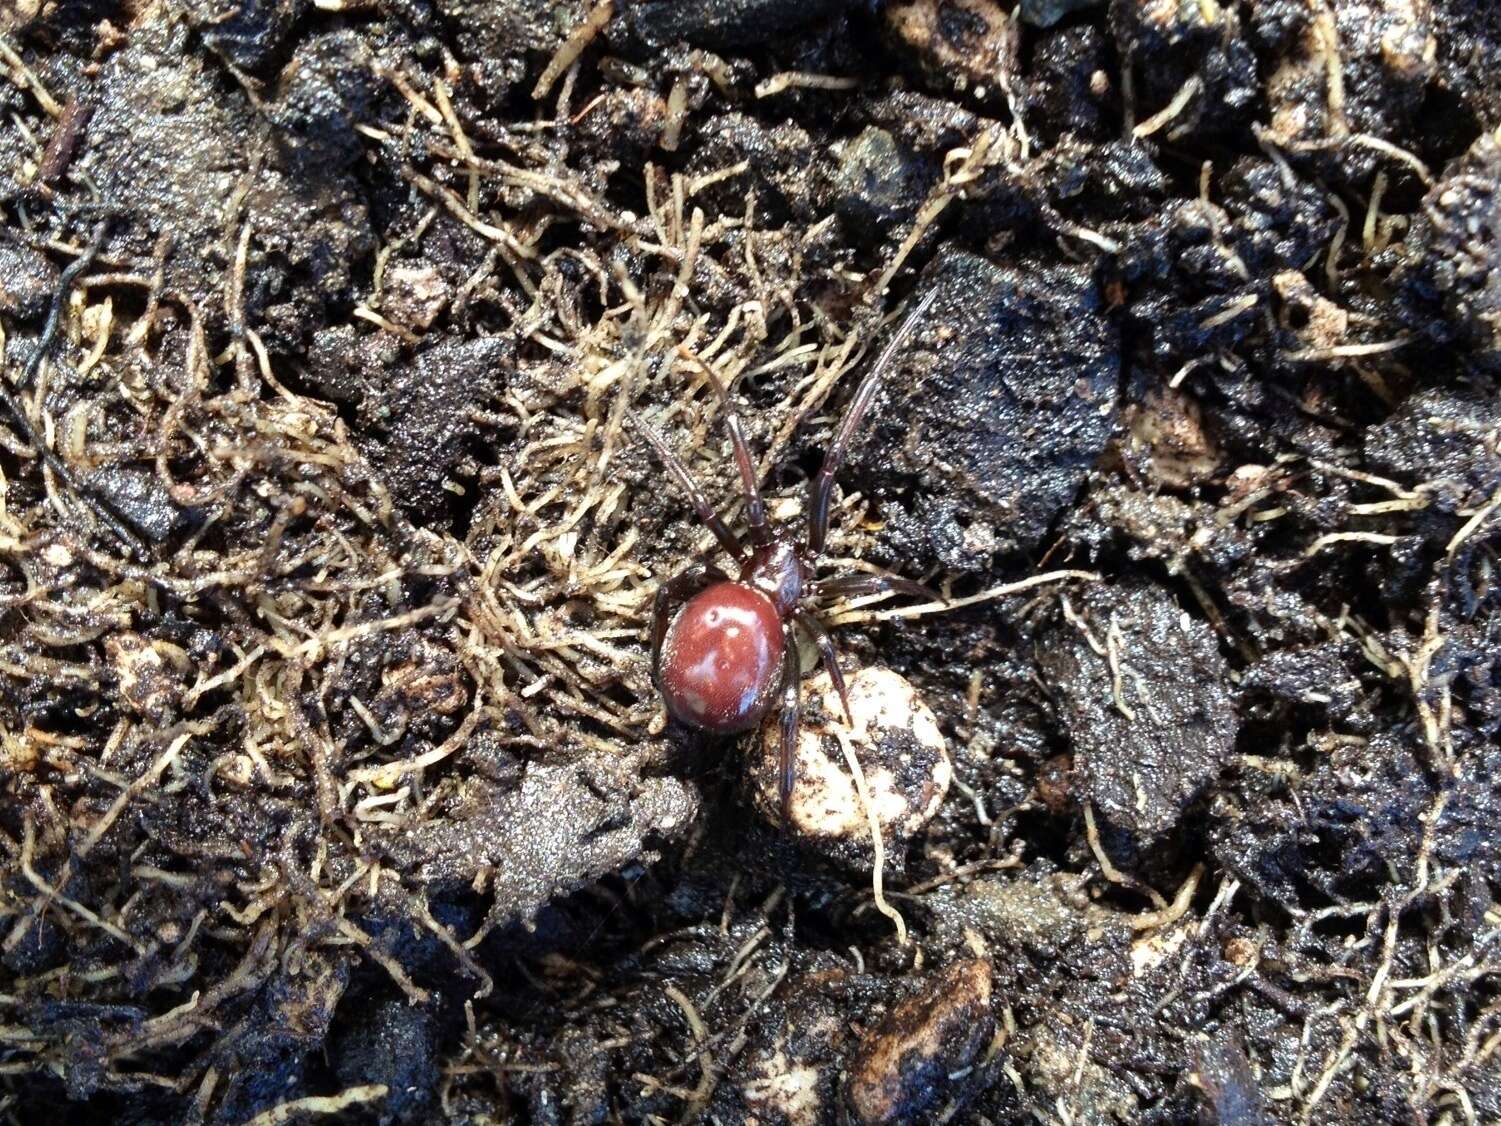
top-left (1223, 935), bottom-right (1259, 968)
top-left (845, 959), bottom-right (995, 1125)
top-left (613, 0), bottom-right (849, 53)
top-left (854, 248), bottom-right (1119, 573)
top-left (180, 0), bottom-right (308, 74)
top-left (1, 727), bottom-right (41, 773)
top-left (830, 127), bottom-right (931, 230)
top-left (1273, 269), bottom-right (1349, 351)
top-left (749, 666), bottom-right (950, 853)
top-left (86, 465), bottom-right (187, 543)
top-left (383, 264), bottom-right (450, 331)
top-left (884, 0), bottom-right (1018, 99)
top-left (106, 633), bottom-right (186, 722)
top-left (217, 754), bottom-right (257, 789)
top-left (1018, 0), bottom-right (1101, 28)
top-left (0, 243), bottom-right (58, 319)
top-left (360, 335), bottom-right (513, 520)
top-left (1125, 386), bottom-right (1221, 488)
top-left (271, 30), bottom-right (374, 167)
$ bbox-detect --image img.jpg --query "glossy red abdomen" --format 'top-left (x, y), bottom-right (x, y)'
top-left (657, 582), bottom-right (785, 733)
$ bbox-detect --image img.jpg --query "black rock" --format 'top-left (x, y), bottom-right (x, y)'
top-left (1363, 383), bottom-right (1501, 513)
top-left (614, 0), bottom-right (850, 52)
top-left (1109, 0), bottom-right (1259, 143)
top-left (330, 995), bottom-right (439, 1124)
top-left (85, 465), bottom-right (187, 543)
top-left (854, 246), bottom-right (1119, 573)
top-left (1399, 131), bottom-right (1501, 367)
top-left (1019, 0), bottom-right (1102, 27)
top-left (828, 126), bottom-right (935, 231)
top-left (1043, 581), bottom-right (1237, 840)
top-left (380, 753), bottom-right (697, 925)
top-left (686, 113), bottom-right (821, 225)
top-left (272, 30), bottom-right (377, 168)
top-left (1194, 1029), bottom-right (1269, 1126)
top-left (359, 335), bottom-right (512, 520)
top-left (0, 242), bottom-right (57, 319)
top-left (1, 915), bottom-right (64, 977)
top-left (431, 0), bottom-right (574, 63)
top-left (1025, 24), bottom-right (1115, 141)
top-left (181, 0), bottom-right (309, 74)
top-left (89, 12), bottom-right (372, 344)
top-left (1241, 642), bottom-right (1361, 721)
top-left (1219, 157), bottom-right (1339, 277)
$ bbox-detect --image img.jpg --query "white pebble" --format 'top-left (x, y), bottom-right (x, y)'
top-left (752, 665), bottom-right (950, 843)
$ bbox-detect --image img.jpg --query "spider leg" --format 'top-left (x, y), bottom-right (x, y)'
top-left (631, 411), bottom-right (746, 564)
top-left (651, 562), bottom-right (727, 682)
top-left (795, 610), bottom-right (851, 726)
top-left (679, 346), bottom-right (771, 547)
top-left (811, 572), bottom-right (941, 605)
top-left (806, 287), bottom-right (938, 555)
top-left (777, 635), bottom-right (802, 828)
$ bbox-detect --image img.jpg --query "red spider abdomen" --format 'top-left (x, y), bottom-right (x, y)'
top-left (658, 582), bottom-right (785, 733)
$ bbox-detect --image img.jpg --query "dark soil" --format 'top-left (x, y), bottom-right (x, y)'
top-left (1, 1), bottom-right (1499, 1123)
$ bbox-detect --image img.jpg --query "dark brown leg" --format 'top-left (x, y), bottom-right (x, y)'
top-left (631, 411), bottom-right (746, 564)
top-left (0, 220), bottom-right (148, 560)
top-left (679, 346), bottom-right (770, 547)
top-left (651, 562), bottom-right (726, 681)
top-left (807, 288), bottom-right (938, 555)
top-left (795, 610), bottom-right (851, 726)
top-left (811, 572), bottom-right (941, 605)
top-left (777, 637), bottom-right (802, 828)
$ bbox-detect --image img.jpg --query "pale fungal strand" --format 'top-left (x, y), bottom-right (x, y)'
top-left (1303, 531), bottom-right (1405, 556)
top-left (825, 569), bottom-right (1099, 625)
top-left (835, 728), bottom-right (908, 947)
top-left (531, 0), bottom-right (613, 101)
top-left (1447, 488), bottom-right (1501, 560)
top-left (1281, 337), bottom-right (1411, 362)
top-left (1129, 863), bottom-right (1205, 932)
top-left (240, 1084), bottom-right (390, 1126)
top-left (754, 72), bottom-right (860, 98)
top-left (1132, 74), bottom-right (1202, 139)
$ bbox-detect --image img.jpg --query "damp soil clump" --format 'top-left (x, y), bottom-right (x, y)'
top-left (1, 1), bottom-right (1499, 1122)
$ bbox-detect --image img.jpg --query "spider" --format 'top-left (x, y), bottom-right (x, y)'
top-left (634, 289), bottom-right (939, 824)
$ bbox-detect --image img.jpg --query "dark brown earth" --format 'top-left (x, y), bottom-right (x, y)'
top-left (1, 1), bottom-right (1499, 1122)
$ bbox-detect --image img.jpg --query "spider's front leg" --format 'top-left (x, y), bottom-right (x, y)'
top-left (776, 635), bottom-right (802, 828)
top-left (811, 572), bottom-right (939, 605)
top-left (650, 562), bottom-right (727, 685)
top-left (795, 609), bottom-right (851, 726)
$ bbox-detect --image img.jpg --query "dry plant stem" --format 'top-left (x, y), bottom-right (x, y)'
top-left (0, 33), bottom-right (62, 116)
